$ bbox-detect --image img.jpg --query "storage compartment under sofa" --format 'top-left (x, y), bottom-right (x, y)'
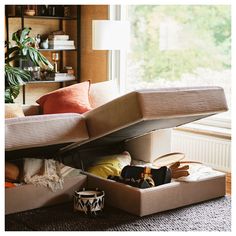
top-left (5, 174), bottom-right (87, 215)
top-left (86, 172), bottom-right (226, 217)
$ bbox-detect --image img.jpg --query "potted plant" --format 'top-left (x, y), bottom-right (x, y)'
top-left (5, 27), bottom-right (53, 103)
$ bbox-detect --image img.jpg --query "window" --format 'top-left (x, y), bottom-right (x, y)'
top-left (114, 5), bottom-right (231, 128)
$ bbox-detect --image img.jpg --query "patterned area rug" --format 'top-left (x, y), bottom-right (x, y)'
top-left (5, 196), bottom-right (231, 231)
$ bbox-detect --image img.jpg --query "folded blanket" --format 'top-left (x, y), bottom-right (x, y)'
top-left (24, 158), bottom-right (64, 192)
top-left (23, 158), bottom-right (82, 192)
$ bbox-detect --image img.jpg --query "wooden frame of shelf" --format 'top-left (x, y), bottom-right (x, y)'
top-left (5, 5), bottom-right (81, 104)
top-left (7, 16), bottom-right (77, 20)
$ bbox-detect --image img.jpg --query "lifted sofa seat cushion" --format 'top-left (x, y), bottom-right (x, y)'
top-left (70, 86), bottom-right (227, 151)
top-left (5, 113), bottom-right (88, 151)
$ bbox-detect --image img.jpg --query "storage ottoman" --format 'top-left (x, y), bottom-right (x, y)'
top-left (5, 174), bottom-right (87, 215)
top-left (86, 172), bottom-right (226, 216)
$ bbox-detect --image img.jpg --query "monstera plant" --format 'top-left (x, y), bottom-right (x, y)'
top-left (5, 27), bottom-right (53, 103)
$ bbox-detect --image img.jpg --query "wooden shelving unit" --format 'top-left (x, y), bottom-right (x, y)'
top-left (5, 5), bottom-right (81, 104)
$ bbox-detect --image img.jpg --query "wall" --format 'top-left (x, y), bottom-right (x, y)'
top-left (80, 5), bottom-right (109, 83)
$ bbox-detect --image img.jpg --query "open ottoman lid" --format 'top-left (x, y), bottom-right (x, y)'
top-left (62, 86), bottom-right (228, 152)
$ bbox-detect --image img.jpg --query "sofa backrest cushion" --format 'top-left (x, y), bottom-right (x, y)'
top-left (5, 104), bottom-right (25, 118)
top-left (19, 80), bottom-right (119, 116)
top-left (36, 81), bottom-right (92, 114)
top-left (89, 80), bottom-right (119, 108)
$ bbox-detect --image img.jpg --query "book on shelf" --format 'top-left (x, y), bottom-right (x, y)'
top-left (48, 34), bottom-right (70, 41)
top-left (46, 73), bottom-right (76, 81)
top-left (48, 45), bottom-right (76, 50)
top-left (49, 40), bottom-right (75, 46)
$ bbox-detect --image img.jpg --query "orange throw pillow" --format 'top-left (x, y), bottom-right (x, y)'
top-left (36, 81), bottom-right (92, 114)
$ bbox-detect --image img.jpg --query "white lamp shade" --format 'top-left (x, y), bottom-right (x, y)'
top-left (92, 20), bottom-right (130, 50)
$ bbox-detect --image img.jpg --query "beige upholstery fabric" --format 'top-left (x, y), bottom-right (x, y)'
top-left (125, 129), bottom-right (172, 163)
top-left (86, 172), bottom-right (226, 216)
top-left (89, 80), bottom-right (119, 108)
top-left (5, 104), bottom-right (25, 118)
top-left (5, 175), bottom-right (87, 215)
top-left (22, 104), bottom-right (41, 116)
top-left (20, 81), bottom-right (117, 116)
top-left (84, 86), bottom-right (227, 141)
top-left (6, 86), bottom-right (227, 152)
top-left (5, 113), bottom-right (88, 151)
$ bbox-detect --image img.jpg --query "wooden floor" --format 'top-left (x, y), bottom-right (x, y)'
top-left (226, 173), bottom-right (231, 195)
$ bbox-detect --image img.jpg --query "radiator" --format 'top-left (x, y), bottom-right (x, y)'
top-left (171, 130), bottom-right (231, 172)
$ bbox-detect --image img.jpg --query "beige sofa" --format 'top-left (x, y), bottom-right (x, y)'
top-left (5, 82), bottom-right (227, 157)
top-left (5, 81), bottom-right (228, 216)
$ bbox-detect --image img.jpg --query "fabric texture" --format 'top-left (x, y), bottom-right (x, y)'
top-left (5, 113), bottom-right (88, 151)
top-left (23, 158), bottom-right (64, 192)
top-left (5, 104), bottom-right (25, 118)
top-left (175, 163), bottom-right (224, 182)
top-left (86, 151), bottom-right (132, 178)
top-left (89, 80), bottom-right (119, 108)
top-left (36, 81), bottom-right (92, 114)
top-left (86, 170), bottom-right (225, 216)
top-left (84, 87), bottom-right (228, 143)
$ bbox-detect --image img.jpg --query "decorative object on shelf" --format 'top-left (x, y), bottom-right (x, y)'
top-left (24, 5), bottom-right (36, 16)
top-left (62, 66), bottom-right (74, 75)
top-left (24, 66), bottom-right (41, 81)
top-left (51, 52), bottom-right (60, 72)
top-left (73, 188), bottom-right (105, 215)
top-left (5, 27), bottom-right (53, 103)
top-left (34, 34), bottom-right (41, 49)
top-left (37, 5), bottom-right (48, 16)
top-left (48, 5), bottom-right (56, 17)
top-left (40, 38), bottom-right (49, 49)
top-left (63, 5), bottom-right (70, 17)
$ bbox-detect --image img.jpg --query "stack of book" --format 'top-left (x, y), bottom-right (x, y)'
top-left (48, 34), bottom-right (75, 50)
top-left (46, 72), bottom-right (76, 81)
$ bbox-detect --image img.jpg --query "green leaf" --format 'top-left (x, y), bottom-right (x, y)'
top-left (5, 46), bottom-right (19, 59)
top-left (22, 47), bottom-right (28, 56)
top-left (5, 87), bottom-right (14, 103)
top-left (22, 36), bottom-right (34, 46)
top-left (19, 27), bottom-right (31, 44)
top-left (12, 31), bottom-right (20, 44)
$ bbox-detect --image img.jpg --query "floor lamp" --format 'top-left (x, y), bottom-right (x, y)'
top-left (92, 20), bottom-right (130, 93)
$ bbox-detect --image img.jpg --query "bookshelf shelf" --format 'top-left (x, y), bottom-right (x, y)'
top-left (7, 16), bottom-right (77, 20)
top-left (27, 79), bottom-right (76, 84)
top-left (38, 48), bottom-right (77, 52)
